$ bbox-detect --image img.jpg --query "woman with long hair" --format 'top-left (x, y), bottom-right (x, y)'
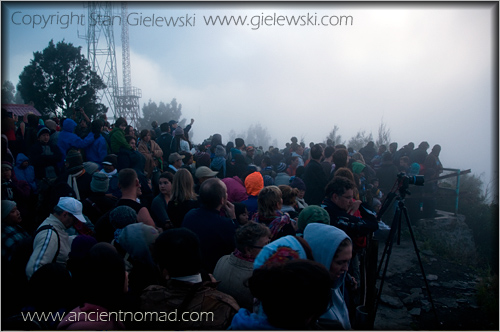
top-left (138, 129), bottom-right (163, 179)
top-left (252, 186), bottom-right (296, 242)
top-left (167, 168), bottom-right (200, 228)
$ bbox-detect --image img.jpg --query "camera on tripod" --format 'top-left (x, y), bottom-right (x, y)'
top-left (397, 172), bottom-right (424, 189)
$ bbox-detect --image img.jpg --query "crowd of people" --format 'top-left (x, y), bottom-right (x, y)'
top-left (1, 108), bottom-right (444, 329)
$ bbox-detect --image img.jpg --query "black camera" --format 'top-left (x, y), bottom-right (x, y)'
top-left (397, 172), bottom-right (424, 187)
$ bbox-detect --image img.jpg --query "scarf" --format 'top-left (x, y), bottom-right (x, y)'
top-left (254, 210), bottom-right (291, 242)
top-left (67, 169), bottom-right (85, 200)
top-left (233, 248), bottom-right (255, 262)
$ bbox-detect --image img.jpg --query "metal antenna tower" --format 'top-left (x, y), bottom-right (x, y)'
top-left (82, 1), bottom-right (141, 126)
top-left (81, 1), bottom-right (119, 117)
top-left (114, 2), bottom-right (142, 128)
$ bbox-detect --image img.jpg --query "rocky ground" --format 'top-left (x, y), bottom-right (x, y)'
top-left (368, 211), bottom-right (498, 330)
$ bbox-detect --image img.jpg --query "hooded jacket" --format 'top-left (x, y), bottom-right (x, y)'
top-left (14, 153), bottom-right (37, 192)
top-left (57, 119), bottom-right (95, 164)
top-left (304, 223), bottom-right (352, 330)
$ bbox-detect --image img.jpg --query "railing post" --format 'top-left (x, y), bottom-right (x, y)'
top-left (455, 169), bottom-right (461, 216)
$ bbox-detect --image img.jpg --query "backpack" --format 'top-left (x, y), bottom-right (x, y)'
top-left (33, 225), bottom-right (61, 264)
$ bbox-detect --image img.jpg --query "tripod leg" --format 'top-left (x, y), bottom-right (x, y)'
top-left (377, 206), bottom-right (400, 275)
top-left (373, 206), bottom-right (401, 320)
top-left (401, 205), bottom-right (440, 324)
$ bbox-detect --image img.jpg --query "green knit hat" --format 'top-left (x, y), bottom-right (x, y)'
top-left (297, 205), bottom-right (330, 231)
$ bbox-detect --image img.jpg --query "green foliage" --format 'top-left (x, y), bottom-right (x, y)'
top-left (243, 123), bottom-right (273, 150)
top-left (137, 98), bottom-right (182, 131)
top-left (376, 119), bottom-right (391, 148)
top-left (347, 130), bottom-right (373, 151)
top-left (17, 40), bottom-right (106, 118)
top-left (1, 80), bottom-right (16, 104)
top-left (476, 272), bottom-right (499, 319)
top-left (453, 174), bottom-right (499, 270)
top-left (326, 125), bottom-right (344, 146)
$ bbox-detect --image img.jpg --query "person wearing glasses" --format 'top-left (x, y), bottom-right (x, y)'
top-left (213, 222), bottom-right (270, 310)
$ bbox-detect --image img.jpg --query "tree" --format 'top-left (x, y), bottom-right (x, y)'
top-left (1, 81), bottom-right (16, 104)
top-left (326, 125), bottom-right (344, 146)
top-left (376, 119), bottom-right (391, 148)
top-left (244, 123), bottom-right (272, 151)
top-left (347, 130), bottom-right (373, 152)
top-left (137, 98), bottom-right (182, 131)
top-left (17, 40), bottom-right (106, 118)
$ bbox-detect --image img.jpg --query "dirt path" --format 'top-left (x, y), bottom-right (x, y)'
top-left (371, 232), bottom-right (497, 330)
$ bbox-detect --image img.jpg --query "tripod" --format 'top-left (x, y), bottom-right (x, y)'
top-left (372, 185), bottom-right (439, 325)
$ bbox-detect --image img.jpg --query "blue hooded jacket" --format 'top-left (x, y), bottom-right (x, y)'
top-left (57, 119), bottom-right (95, 164)
top-left (304, 223), bottom-right (352, 330)
top-left (14, 153), bottom-right (37, 193)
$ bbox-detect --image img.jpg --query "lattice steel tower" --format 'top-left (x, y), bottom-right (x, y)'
top-left (114, 2), bottom-right (142, 128)
top-left (82, 1), bottom-right (141, 126)
top-left (81, 2), bottom-right (119, 117)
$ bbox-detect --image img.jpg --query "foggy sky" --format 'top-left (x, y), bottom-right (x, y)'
top-left (2, 2), bottom-right (497, 196)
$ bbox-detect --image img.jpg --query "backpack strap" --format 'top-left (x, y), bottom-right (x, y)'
top-left (34, 225), bottom-right (60, 264)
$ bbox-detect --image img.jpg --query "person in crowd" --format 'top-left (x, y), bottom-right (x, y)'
top-left (26, 197), bottom-right (86, 279)
top-left (13, 153), bottom-right (37, 194)
top-left (273, 162), bottom-right (290, 186)
top-left (252, 185), bottom-right (296, 242)
top-left (58, 243), bottom-right (127, 330)
top-left (115, 168), bottom-right (155, 227)
top-left (28, 125), bottom-right (63, 182)
top-left (151, 120), bottom-right (161, 139)
top-left (241, 171), bottom-right (264, 218)
top-left (1, 161), bottom-right (30, 204)
top-left (117, 135), bottom-right (146, 176)
top-left (156, 122), bottom-right (173, 162)
top-left (57, 118), bottom-right (95, 169)
top-left (195, 166), bottom-right (218, 194)
top-left (376, 152), bottom-right (400, 196)
top-left (125, 125), bottom-right (136, 139)
top-left (409, 141), bottom-right (430, 166)
top-left (290, 143), bottom-right (305, 167)
top-left (81, 172), bottom-right (116, 225)
top-left (290, 176), bottom-right (308, 211)
top-left (100, 154), bottom-right (121, 199)
top-left (359, 141), bottom-right (377, 166)
top-left (370, 144), bottom-right (387, 170)
top-left (165, 152), bottom-right (184, 175)
top-left (278, 185), bottom-right (300, 220)
top-left (423, 144), bottom-right (443, 217)
top-left (55, 149), bottom-right (92, 201)
top-left (233, 202), bottom-right (250, 226)
top-left (72, 108), bottom-right (91, 139)
top-left (211, 144), bottom-right (227, 178)
top-left (296, 205), bottom-right (330, 237)
top-left (321, 145), bottom-right (335, 178)
top-left (167, 168), bottom-right (199, 228)
top-left (170, 126), bottom-right (190, 154)
top-left (109, 117), bottom-right (131, 154)
top-left (244, 145), bottom-right (255, 165)
top-left (260, 155), bottom-right (276, 179)
top-left (229, 259), bottom-right (333, 330)
top-left (138, 129), bottom-right (163, 179)
top-left (150, 172), bottom-right (174, 230)
top-left (84, 119), bottom-right (108, 167)
top-left (332, 148), bottom-right (349, 177)
top-left (213, 222), bottom-right (271, 310)
top-left (322, 176), bottom-right (378, 241)
top-left (304, 223), bottom-right (353, 330)
top-left (233, 138), bottom-right (246, 155)
top-left (182, 178), bottom-right (237, 273)
top-left (302, 144), bottom-right (328, 205)
top-left (140, 228), bottom-right (239, 330)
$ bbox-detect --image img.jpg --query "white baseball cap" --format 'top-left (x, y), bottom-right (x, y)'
top-left (56, 197), bottom-right (86, 223)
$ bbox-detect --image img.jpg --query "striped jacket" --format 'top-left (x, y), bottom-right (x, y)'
top-left (25, 214), bottom-right (71, 280)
